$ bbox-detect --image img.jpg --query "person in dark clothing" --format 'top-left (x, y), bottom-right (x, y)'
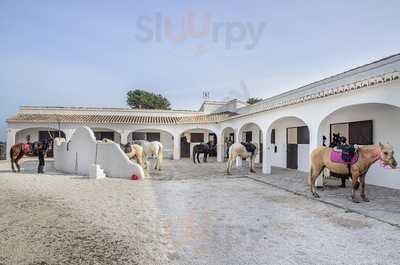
top-left (37, 143), bottom-right (46, 174)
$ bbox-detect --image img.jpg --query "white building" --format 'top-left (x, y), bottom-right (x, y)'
top-left (6, 54), bottom-right (400, 189)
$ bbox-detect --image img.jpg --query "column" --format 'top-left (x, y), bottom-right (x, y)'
top-left (234, 128), bottom-right (242, 167)
top-left (309, 125), bottom-right (323, 187)
top-left (262, 131), bottom-right (272, 174)
top-left (173, 133), bottom-right (181, 160)
top-left (217, 131), bottom-right (223, 162)
top-left (6, 129), bottom-right (16, 160)
top-left (119, 131), bottom-right (130, 145)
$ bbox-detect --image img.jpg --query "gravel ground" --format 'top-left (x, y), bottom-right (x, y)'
top-left (1, 159), bottom-right (399, 265)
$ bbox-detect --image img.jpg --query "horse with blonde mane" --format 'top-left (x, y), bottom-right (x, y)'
top-left (134, 140), bottom-right (163, 171)
top-left (226, 142), bottom-right (257, 175)
top-left (310, 142), bottom-right (397, 203)
top-left (120, 143), bottom-right (149, 177)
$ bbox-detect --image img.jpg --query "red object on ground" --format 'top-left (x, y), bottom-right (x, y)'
top-left (131, 175), bottom-right (139, 180)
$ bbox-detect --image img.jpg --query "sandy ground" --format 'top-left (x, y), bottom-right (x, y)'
top-left (0, 160), bottom-right (174, 265)
top-left (1, 158), bottom-right (400, 265)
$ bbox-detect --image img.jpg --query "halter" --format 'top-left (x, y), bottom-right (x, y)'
top-left (378, 151), bottom-right (399, 170)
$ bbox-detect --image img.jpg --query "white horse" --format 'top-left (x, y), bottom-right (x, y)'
top-left (134, 140), bottom-right (164, 171)
top-left (226, 142), bottom-right (257, 175)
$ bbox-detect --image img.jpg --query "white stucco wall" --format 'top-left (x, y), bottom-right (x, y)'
top-left (318, 103), bottom-right (400, 189)
top-left (54, 126), bottom-right (145, 179)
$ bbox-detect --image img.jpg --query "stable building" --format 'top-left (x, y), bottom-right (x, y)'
top-left (6, 53), bottom-right (400, 189)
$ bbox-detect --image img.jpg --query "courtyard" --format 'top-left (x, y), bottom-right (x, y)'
top-left (1, 159), bottom-right (399, 265)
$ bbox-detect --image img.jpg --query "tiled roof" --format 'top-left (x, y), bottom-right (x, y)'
top-left (7, 112), bottom-right (236, 125)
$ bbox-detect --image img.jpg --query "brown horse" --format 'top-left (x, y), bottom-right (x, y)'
top-left (309, 143), bottom-right (397, 203)
top-left (10, 142), bottom-right (44, 172)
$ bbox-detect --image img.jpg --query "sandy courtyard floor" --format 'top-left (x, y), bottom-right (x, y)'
top-left (0, 159), bottom-right (399, 265)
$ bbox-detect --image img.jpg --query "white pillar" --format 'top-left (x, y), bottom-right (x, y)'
top-left (217, 131), bottom-right (223, 162)
top-left (173, 134), bottom-right (181, 160)
top-left (6, 128), bottom-right (16, 160)
top-left (234, 128), bottom-right (242, 167)
top-left (309, 125), bottom-right (323, 187)
top-left (262, 131), bottom-right (272, 174)
top-left (119, 131), bottom-right (130, 145)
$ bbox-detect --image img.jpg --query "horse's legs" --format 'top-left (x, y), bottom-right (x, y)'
top-left (15, 154), bottom-right (24, 172)
top-left (310, 164), bottom-right (324, 198)
top-left (226, 154), bottom-right (236, 175)
top-left (351, 173), bottom-right (361, 203)
top-left (10, 157), bottom-right (16, 172)
top-left (360, 174), bottom-right (369, 202)
top-left (197, 152), bottom-right (201, 164)
top-left (249, 156), bottom-right (256, 173)
top-left (204, 152), bottom-right (208, 163)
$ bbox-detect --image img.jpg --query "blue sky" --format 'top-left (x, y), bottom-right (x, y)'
top-left (1, 0), bottom-right (399, 141)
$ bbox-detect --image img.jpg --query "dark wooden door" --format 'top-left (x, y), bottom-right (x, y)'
top-left (245, 131), bottom-right (252, 142)
top-left (349, 120), bottom-right (373, 145)
top-left (287, 144), bottom-right (298, 169)
top-left (180, 137), bottom-right (190, 158)
top-left (94, 132), bottom-right (114, 141)
top-left (146, 132), bottom-right (160, 142)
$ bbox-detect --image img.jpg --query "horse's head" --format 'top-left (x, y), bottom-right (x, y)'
top-left (121, 143), bottom-right (132, 154)
top-left (379, 142), bottom-right (398, 169)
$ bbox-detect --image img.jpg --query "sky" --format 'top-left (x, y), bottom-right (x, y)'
top-left (1, 0), bottom-right (399, 141)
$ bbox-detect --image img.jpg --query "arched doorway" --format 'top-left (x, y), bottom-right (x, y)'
top-left (15, 127), bottom-right (66, 157)
top-left (180, 128), bottom-right (217, 160)
top-left (239, 123), bottom-right (263, 164)
top-left (318, 103), bottom-right (400, 189)
top-left (221, 127), bottom-right (235, 161)
top-left (266, 117), bottom-right (310, 171)
top-left (128, 129), bottom-right (174, 159)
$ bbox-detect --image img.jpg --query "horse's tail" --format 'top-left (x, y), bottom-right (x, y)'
top-left (158, 143), bottom-right (163, 164)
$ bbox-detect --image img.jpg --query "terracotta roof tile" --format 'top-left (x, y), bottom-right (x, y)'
top-left (7, 112), bottom-right (236, 125)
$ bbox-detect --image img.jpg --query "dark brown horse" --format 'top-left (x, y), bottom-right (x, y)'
top-left (10, 142), bottom-right (47, 172)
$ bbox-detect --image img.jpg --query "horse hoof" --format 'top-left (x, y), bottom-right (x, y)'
top-left (312, 192), bottom-right (320, 198)
top-left (361, 196), bottom-right (370, 202)
top-left (250, 170), bottom-right (256, 173)
top-left (352, 198), bottom-right (360, 203)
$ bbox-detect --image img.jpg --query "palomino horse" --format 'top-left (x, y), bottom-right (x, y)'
top-left (192, 142), bottom-right (211, 164)
top-left (10, 142), bottom-right (47, 172)
top-left (133, 140), bottom-right (163, 171)
top-left (226, 142), bottom-right (257, 175)
top-left (310, 143), bottom-right (397, 203)
top-left (121, 143), bottom-right (149, 177)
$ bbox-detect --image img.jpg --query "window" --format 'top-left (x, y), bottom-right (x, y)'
top-left (245, 131), bottom-right (252, 142)
top-left (190, 133), bottom-right (204, 143)
top-left (271, 129), bottom-right (276, 144)
top-left (297, 126), bottom-right (310, 144)
top-left (146, 132), bottom-right (160, 142)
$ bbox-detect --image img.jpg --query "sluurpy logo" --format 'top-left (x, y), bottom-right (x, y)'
top-left (135, 12), bottom-right (267, 54)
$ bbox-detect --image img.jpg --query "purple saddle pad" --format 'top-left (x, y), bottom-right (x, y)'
top-left (330, 150), bottom-right (358, 165)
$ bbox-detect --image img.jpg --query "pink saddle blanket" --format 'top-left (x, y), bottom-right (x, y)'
top-left (23, 144), bottom-right (30, 153)
top-left (330, 150), bottom-right (358, 165)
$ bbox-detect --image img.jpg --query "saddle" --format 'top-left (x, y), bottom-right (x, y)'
top-left (23, 144), bottom-right (31, 153)
top-left (331, 144), bottom-right (358, 165)
top-left (241, 142), bottom-right (256, 155)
